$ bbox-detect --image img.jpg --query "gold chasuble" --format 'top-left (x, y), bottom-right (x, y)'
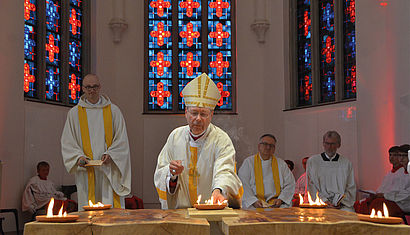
top-left (254, 153), bottom-right (281, 204)
top-left (78, 105), bottom-right (121, 208)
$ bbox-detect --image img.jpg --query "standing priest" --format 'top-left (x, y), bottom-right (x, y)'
top-left (154, 73), bottom-right (243, 209)
top-left (61, 74), bottom-right (131, 210)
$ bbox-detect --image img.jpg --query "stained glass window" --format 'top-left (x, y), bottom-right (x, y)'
top-left (293, 0), bottom-right (356, 108)
top-left (145, 0), bottom-right (236, 113)
top-left (23, 0), bottom-right (89, 106)
top-left (24, 0), bottom-right (37, 98)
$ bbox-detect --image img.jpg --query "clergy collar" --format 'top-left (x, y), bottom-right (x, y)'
top-left (85, 97), bottom-right (102, 105)
top-left (321, 152), bottom-right (339, 161)
top-left (189, 129), bottom-right (206, 141)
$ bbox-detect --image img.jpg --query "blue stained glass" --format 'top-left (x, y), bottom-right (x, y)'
top-left (45, 32), bottom-right (60, 66)
top-left (319, 0), bottom-right (335, 102)
top-left (148, 79), bottom-right (172, 110)
top-left (178, 50), bottom-right (202, 79)
top-left (343, 0), bottom-right (356, 99)
top-left (208, 0), bottom-right (231, 20)
top-left (45, 66), bottom-right (60, 101)
top-left (178, 0), bottom-right (202, 20)
top-left (149, 49), bottom-right (172, 79)
top-left (24, 0), bottom-right (37, 24)
top-left (178, 20), bottom-right (202, 49)
top-left (69, 39), bottom-right (82, 72)
top-left (24, 60), bottom-right (37, 98)
top-left (208, 20), bottom-right (231, 50)
top-left (149, 20), bottom-right (173, 49)
top-left (24, 25), bottom-right (36, 60)
top-left (297, 0), bottom-right (312, 106)
top-left (69, 6), bottom-right (82, 39)
top-left (69, 73), bottom-right (82, 104)
top-left (70, 0), bottom-right (82, 7)
top-left (214, 80), bottom-right (232, 110)
top-left (208, 50), bottom-right (232, 80)
top-left (178, 79), bottom-right (191, 110)
top-left (149, 0), bottom-right (172, 19)
top-left (46, 0), bottom-right (60, 33)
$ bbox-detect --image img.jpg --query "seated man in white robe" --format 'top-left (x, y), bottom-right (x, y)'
top-left (354, 145), bottom-right (410, 217)
top-left (307, 131), bottom-right (356, 211)
top-left (61, 74), bottom-right (131, 210)
top-left (154, 73), bottom-right (243, 209)
top-left (22, 161), bottom-right (77, 217)
top-left (239, 134), bottom-right (295, 208)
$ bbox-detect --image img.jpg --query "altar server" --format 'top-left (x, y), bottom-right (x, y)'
top-left (307, 131), bottom-right (356, 211)
top-left (154, 73), bottom-right (243, 209)
top-left (61, 74), bottom-right (131, 210)
top-left (294, 157), bottom-right (309, 199)
top-left (239, 134), bottom-right (295, 208)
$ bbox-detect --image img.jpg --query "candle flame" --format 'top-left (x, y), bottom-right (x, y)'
top-left (197, 195), bottom-right (228, 205)
top-left (46, 198), bottom-right (67, 217)
top-left (88, 200), bottom-right (105, 207)
top-left (299, 194), bottom-right (304, 205)
top-left (197, 195), bottom-right (202, 205)
top-left (369, 203), bottom-right (390, 218)
top-left (58, 205), bottom-right (64, 216)
top-left (300, 192), bottom-right (327, 206)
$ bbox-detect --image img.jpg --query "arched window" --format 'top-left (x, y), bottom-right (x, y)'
top-left (145, 0), bottom-right (236, 113)
top-left (289, 0), bottom-right (356, 108)
top-left (24, 0), bottom-right (90, 105)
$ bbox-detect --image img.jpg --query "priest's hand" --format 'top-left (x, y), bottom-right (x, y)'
top-left (101, 154), bottom-right (111, 164)
top-left (77, 156), bottom-right (89, 168)
top-left (212, 188), bottom-right (226, 204)
top-left (169, 160), bottom-right (184, 175)
top-left (270, 199), bottom-right (283, 208)
top-left (252, 200), bottom-right (264, 208)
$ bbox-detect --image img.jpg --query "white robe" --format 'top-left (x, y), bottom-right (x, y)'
top-left (61, 95), bottom-right (131, 210)
top-left (22, 176), bottom-right (65, 213)
top-left (307, 153), bottom-right (356, 211)
top-left (295, 172), bottom-right (307, 195)
top-left (377, 167), bottom-right (410, 212)
top-left (238, 155), bottom-right (295, 209)
top-left (154, 124), bottom-right (242, 209)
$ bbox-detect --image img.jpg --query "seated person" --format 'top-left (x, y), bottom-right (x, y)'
top-left (285, 160), bottom-right (295, 172)
top-left (22, 161), bottom-right (77, 217)
top-left (398, 144), bottom-right (410, 173)
top-left (238, 134), bottom-right (295, 208)
top-left (354, 145), bottom-right (410, 217)
top-left (293, 157), bottom-right (309, 206)
top-left (307, 131), bottom-right (356, 211)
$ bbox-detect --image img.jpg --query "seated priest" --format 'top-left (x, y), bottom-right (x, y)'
top-left (307, 131), bottom-right (356, 211)
top-left (154, 73), bottom-right (243, 209)
top-left (22, 161), bottom-right (77, 217)
top-left (293, 156), bottom-right (309, 206)
top-left (354, 145), bottom-right (410, 217)
top-left (238, 134), bottom-right (295, 208)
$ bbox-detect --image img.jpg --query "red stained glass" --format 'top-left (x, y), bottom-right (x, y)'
top-left (180, 52), bottom-right (200, 76)
top-left (209, 0), bottom-right (229, 18)
top-left (209, 52), bottom-right (229, 77)
top-left (69, 8), bottom-right (81, 35)
top-left (302, 11), bottom-right (311, 37)
top-left (180, 0), bottom-right (200, 17)
top-left (216, 82), bottom-right (230, 106)
top-left (150, 52), bottom-right (171, 76)
top-left (208, 23), bottom-right (229, 47)
top-left (150, 22), bottom-right (171, 46)
top-left (68, 74), bottom-right (81, 100)
top-left (150, 82), bottom-right (171, 106)
top-left (150, 0), bottom-right (171, 17)
top-left (24, 0), bottom-right (36, 21)
top-left (45, 34), bottom-right (59, 62)
top-left (24, 63), bottom-right (36, 93)
top-left (179, 22), bottom-right (200, 47)
top-left (300, 75), bottom-right (312, 101)
top-left (321, 36), bottom-right (334, 63)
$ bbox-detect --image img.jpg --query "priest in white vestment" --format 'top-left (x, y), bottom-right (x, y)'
top-left (307, 131), bottom-right (356, 211)
top-left (154, 73), bottom-right (243, 209)
top-left (239, 134), bottom-right (295, 209)
top-left (61, 74), bottom-right (131, 210)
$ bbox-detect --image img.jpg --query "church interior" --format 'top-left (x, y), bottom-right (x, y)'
top-left (0, 0), bottom-right (409, 233)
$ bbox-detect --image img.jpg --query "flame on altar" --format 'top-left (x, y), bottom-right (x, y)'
top-left (88, 200), bottom-right (105, 207)
top-left (299, 192), bottom-right (327, 206)
top-left (369, 203), bottom-right (390, 218)
top-left (196, 195), bottom-right (227, 205)
top-left (46, 198), bottom-right (67, 218)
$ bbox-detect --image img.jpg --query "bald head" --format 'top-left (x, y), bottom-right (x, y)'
top-left (82, 74), bottom-right (101, 104)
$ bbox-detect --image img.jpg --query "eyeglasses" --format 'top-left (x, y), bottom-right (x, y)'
top-left (83, 84), bottom-right (100, 90)
top-left (259, 142), bottom-right (275, 148)
top-left (188, 110), bottom-right (210, 119)
top-left (324, 142), bottom-right (338, 146)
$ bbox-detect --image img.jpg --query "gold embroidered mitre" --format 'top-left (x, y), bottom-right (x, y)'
top-left (181, 73), bottom-right (221, 110)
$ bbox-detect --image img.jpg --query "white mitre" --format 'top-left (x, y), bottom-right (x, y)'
top-left (182, 73), bottom-right (221, 110)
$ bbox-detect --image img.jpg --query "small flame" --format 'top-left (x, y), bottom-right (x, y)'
top-left (198, 195), bottom-right (227, 205)
top-left (58, 205), bottom-right (64, 217)
top-left (88, 200), bottom-right (105, 207)
top-left (299, 194), bottom-right (304, 205)
top-left (301, 192), bottom-right (327, 206)
top-left (47, 198), bottom-right (55, 217)
top-left (369, 203), bottom-right (390, 218)
top-left (197, 195), bottom-right (202, 205)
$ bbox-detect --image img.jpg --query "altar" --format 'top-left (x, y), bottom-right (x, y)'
top-left (24, 208), bottom-right (409, 235)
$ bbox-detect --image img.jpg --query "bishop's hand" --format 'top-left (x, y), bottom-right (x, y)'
top-left (77, 156), bottom-right (89, 168)
top-left (212, 188), bottom-right (226, 204)
top-left (169, 160), bottom-right (184, 176)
